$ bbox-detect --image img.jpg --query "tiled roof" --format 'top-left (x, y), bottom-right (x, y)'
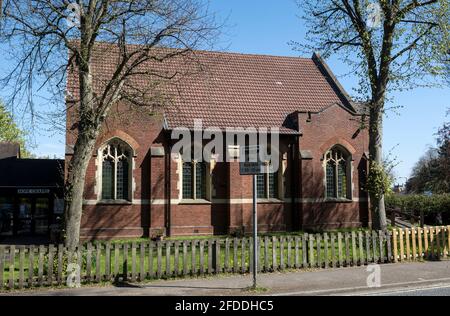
top-left (67, 44), bottom-right (356, 134)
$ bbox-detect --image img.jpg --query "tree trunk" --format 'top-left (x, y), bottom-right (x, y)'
top-left (64, 132), bottom-right (99, 250)
top-left (368, 107), bottom-right (387, 231)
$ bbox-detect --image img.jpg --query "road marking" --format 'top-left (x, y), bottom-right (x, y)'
top-left (268, 277), bottom-right (450, 296)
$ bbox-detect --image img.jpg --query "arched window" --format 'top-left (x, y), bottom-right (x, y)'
top-left (324, 146), bottom-right (351, 199)
top-left (100, 139), bottom-right (132, 201)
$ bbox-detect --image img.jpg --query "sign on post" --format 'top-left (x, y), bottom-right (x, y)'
top-left (239, 145), bottom-right (262, 289)
top-left (239, 145), bottom-right (264, 175)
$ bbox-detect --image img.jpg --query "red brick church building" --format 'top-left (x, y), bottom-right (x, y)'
top-left (66, 47), bottom-right (370, 240)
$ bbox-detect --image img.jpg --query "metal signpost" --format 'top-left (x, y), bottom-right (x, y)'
top-left (239, 145), bottom-right (263, 289)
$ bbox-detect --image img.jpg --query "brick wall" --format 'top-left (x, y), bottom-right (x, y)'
top-left (66, 100), bottom-right (370, 240)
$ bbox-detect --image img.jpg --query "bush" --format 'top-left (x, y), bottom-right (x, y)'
top-left (385, 194), bottom-right (450, 225)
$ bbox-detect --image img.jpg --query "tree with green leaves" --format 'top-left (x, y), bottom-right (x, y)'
top-left (0, 101), bottom-right (31, 157)
top-left (295, 0), bottom-right (450, 230)
top-left (407, 110), bottom-right (450, 194)
top-left (1, 0), bottom-right (220, 249)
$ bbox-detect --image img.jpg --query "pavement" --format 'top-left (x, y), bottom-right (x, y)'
top-left (2, 260), bottom-right (450, 296)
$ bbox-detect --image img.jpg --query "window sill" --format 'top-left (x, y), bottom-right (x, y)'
top-left (179, 199), bottom-right (212, 205)
top-left (257, 198), bottom-right (285, 204)
top-left (324, 198), bottom-right (353, 203)
top-left (97, 199), bottom-right (132, 205)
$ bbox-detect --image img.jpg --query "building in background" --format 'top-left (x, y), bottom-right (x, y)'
top-left (0, 142), bottom-right (64, 242)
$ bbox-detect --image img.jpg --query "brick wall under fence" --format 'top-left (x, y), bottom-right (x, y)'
top-left (1, 226), bottom-right (449, 291)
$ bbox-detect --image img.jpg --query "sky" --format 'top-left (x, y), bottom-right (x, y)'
top-left (0, 0), bottom-right (449, 183)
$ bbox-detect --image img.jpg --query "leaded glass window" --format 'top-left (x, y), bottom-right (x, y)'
top-left (102, 158), bottom-right (114, 200)
top-left (101, 140), bottom-right (132, 201)
top-left (256, 169), bottom-right (278, 199)
top-left (256, 174), bottom-right (265, 198)
top-left (182, 161), bottom-right (207, 200)
top-left (182, 162), bottom-right (193, 199)
top-left (324, 146), bottom-right (350, 199)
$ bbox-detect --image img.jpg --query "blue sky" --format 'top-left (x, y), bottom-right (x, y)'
top-left (1, 0), bottom-right (449, 182)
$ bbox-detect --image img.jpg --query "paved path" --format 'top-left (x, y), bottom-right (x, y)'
top-left (2, 261), bottom-right (450, 296)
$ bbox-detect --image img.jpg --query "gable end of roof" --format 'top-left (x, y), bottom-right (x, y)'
top-left (312, 52), bottom-right (356, 113)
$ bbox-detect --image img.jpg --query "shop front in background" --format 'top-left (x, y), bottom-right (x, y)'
top-left (0, 188), bottom-right (64, 238)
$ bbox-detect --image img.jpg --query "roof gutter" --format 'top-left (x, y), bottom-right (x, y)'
top-left (312, 52), bottom-right (356, 113)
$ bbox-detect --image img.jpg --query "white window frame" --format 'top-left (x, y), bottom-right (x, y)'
top-left (97, 139), bottom-right (133, 202)
top-left (323, 146), bottom-right (352, 200)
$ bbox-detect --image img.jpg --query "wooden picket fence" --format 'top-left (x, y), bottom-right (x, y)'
top-left (1, 225), bottom-right (449, 291)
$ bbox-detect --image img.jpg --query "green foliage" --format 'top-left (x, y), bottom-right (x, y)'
top-left (407, 112), bottom-right (450, 194)
top-left (367, 161), bottom-right (393, 199)
top-left (386, 194), bottom-right (450, 224)
top-left (0, 101), bottom-right (31, 157)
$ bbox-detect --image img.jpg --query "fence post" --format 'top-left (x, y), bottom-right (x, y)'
top-left (287, 237), bottom-right (292, 269)
top-left (330, 233), bottom-right (336, 268)
top-left (9, 245), bottom-right (15, 290)
top-left (351, 232), bottom-right (357, 266)
top-left (294, 237), bottom-right (300, 269)
top-left (0, 246), bottom-right (4, 290)
top-left (139, 242), bottom-right (145, 281)
top-left (174, 241), bottom-right (179, 277)
top-left (106, 242), bottom-right (112, 281)
top-left (344, 232), bottom-right (350, 266)
top-left (233, 238), bottom-right (238, 273)
top-left (182, 241), bottom-right (188, 276)
top-left (47, 245), bottom-right (54, 287)
top-left (405, 229), bottom-right (411, 261)
top-left (96, 243), bottom-right (102, 283)
top-left (386, 231), bottom-right (392, 263)
top-left (272, 236), bottom-right (277, 271)
top-left (114, 243), bottom-right (120, 279)
top-left (57, 244), bottom-right (63, 286)
top-left (28, 245), bottom-right (35, 287)
top-left (86, 243), bottom-right (92, 282)
top-left (199, 240), bottom-right (205, 275)
top-left (309, 234), bottom-right (315, 268)
top-left (418, 227), bottom-right (423, 260)
top-left (358, 232), bottom-right (364, 265)
top-left (225, 238), bottom-right (230, 273)
top-left (208, 239), bottom-right (213, 274)
top-left (316, 234), bottom-right (321, 269)
top-left (393, 229), bottom-right (398, 263)
top-left (411, 228), bottom-right (417, 261)
top-left (215, 239), bottom-right (221, 274)
top-left (242, 238), bottom-right (247, 273)
top-left (148, 241), bottom-right (154, 279)
top-left (165, 241), bottom-right (171, 278)
top-left (191, 240), bottom-right (197, 276)
top-left (264, 237), bottom-right (269, 272)
top-left (157, 242), bottom-right (162, 278)
top-left (337, 233), bottom-right (343, 267)
top-left (38, 245), bottom-right (44, 287)
top-left (302, 234), bottom-right (308, 268)
top-left (399, 229), bottom-right (404, 262)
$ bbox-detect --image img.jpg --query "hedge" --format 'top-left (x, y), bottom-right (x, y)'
top-left (385, 194), bottom-right (450, 224)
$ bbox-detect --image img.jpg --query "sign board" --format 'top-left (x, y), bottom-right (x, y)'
top-left (239, 145), bottom-right (264, 175)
